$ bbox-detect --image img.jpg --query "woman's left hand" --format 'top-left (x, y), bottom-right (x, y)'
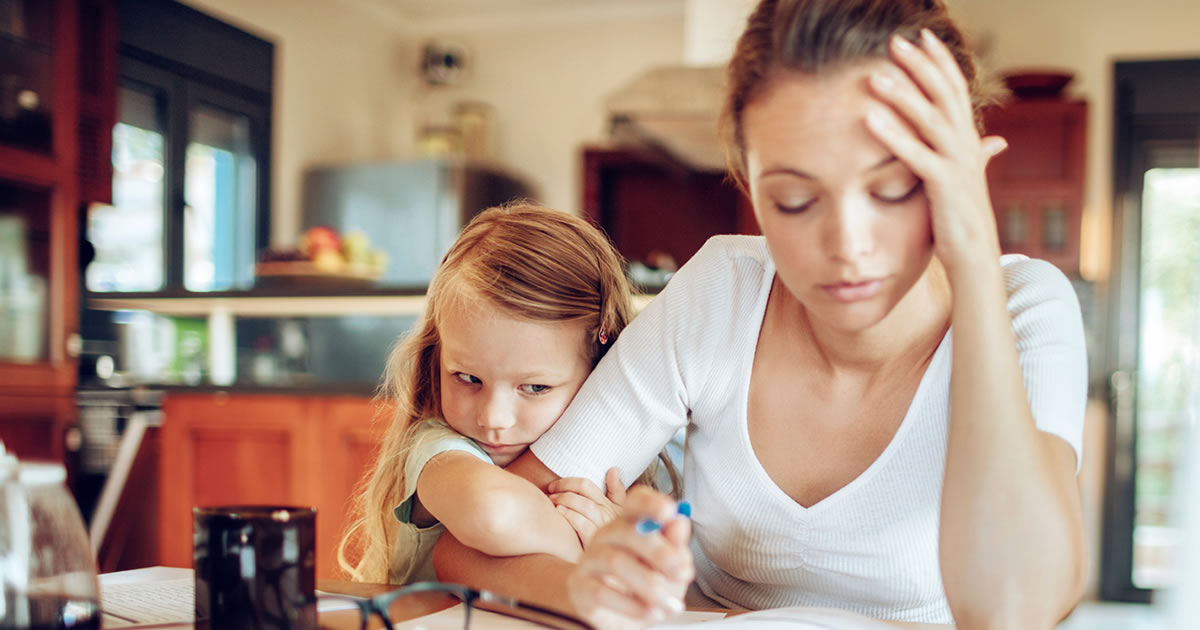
top-left (865, 28), bottom-right (1009, 274)
top-left (549, 467), bottom-right (627, 548)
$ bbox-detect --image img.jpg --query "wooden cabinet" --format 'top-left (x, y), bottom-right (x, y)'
top-left (0, 0), bottom-right (116, 460)
top-left (581, 146), bottom-right (756, 271)
top-left (0, 395), bottom-right (73, 461)
top-left (983, 99), bottom-right (1087, 274)
top-left (0, 0), bottom-right (80, 395)
top-left (154, 393), bottom-right (386, 579)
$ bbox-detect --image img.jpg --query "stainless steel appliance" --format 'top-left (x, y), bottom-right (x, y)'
top-left (301, 157), bottom-right (535, 287)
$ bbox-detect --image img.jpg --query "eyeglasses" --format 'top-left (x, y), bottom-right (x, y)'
top-left (313, 581), bottom-right (592, 630)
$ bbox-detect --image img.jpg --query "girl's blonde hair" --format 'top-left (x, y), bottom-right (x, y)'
top-left (337, 202), bottom-right (676, 582)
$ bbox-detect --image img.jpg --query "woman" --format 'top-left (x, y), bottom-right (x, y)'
top-left (435, 1), bottom-right (1088, 628)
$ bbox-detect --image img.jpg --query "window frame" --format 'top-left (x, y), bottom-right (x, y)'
top-left (94, 0), bottom-right (272, 294)
top-left (1100, 57), bottom-right (1200, 603)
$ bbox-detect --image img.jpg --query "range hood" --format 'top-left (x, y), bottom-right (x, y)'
top-left (603, 0), bottom-right (758, 172)
top-left (605, 65), bottom-right (728, 172)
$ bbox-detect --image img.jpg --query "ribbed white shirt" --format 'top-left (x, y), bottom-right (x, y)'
top-left (531, 235), bottom-right (1087, 624)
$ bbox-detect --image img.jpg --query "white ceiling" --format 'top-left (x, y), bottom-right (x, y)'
top-left (360, 0), bottom-right (683, 22)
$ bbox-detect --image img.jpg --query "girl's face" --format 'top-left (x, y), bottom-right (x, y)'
top-left (438, 305), bottom-right (591, 466)
top-left (743, 61), bottom-right (934, 332)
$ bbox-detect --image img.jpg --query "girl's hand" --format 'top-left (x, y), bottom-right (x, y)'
top-left (566, 486), bottom-right (693, 630)
top-left (549, 467), bottom-right (627, 548)
top-left (865, 28), bottom-right (1009, 275)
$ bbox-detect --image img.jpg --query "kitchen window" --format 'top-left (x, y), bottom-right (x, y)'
top-left (1101, 58), bottom-right (1200, 602)
top-left (86, 0), bottom-right (272, 294)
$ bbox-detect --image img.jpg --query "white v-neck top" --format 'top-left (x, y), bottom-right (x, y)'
top-left (532, 235), bottom-right (1087, 624)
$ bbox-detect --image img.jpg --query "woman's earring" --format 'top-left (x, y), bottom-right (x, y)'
top-left (598, 328), bottom-right (609, 345)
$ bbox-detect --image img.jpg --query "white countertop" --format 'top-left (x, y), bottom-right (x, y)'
top-left (89, 293), bottom-right (657, 317)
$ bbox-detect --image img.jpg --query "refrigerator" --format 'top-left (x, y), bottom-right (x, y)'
top-left (301, 157), bottom-right (535, 287)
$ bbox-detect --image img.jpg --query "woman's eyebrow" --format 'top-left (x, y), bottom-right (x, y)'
top-left (866, 155), bottom-right (898, 172)
top-left (761, 166), bottom-right (815, 179)
top-left (761, 155), bottom-right (897, 179)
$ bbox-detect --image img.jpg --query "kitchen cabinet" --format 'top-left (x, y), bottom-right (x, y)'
top-left (152, 393), bottom-right (386, 579)
top-left (0, 0), bottom-right (116, 458)
top-left (983, 99), bottom-right (1087, 274)
top-left (0, 395), bottom-right (73, 461)
top-left (581, 146), bottom-right (756, 273)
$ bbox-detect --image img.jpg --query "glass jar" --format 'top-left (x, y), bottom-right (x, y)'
top-left (0, 443), bottom-right (101, 629)
top-left (417, 125), bottom-right (461, 157)
top-left (452, 101), bottom-right (494, 160)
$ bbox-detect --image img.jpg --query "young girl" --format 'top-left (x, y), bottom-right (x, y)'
top-left (337, 202), bottom-right (674, 584)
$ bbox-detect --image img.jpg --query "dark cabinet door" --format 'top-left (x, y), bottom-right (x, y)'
top-left (984, 99), bottom-right (1087, 275)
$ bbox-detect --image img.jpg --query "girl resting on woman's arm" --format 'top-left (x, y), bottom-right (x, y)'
top-left (338, 203), bottom-right (674, 584)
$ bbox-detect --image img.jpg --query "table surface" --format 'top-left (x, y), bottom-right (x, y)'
top-left (99, 567), bottom-right (1164, 630)
top-left (98, 567), bottom-right (947, 630)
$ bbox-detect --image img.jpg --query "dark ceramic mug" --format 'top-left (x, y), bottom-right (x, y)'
top-left (193, 505), bottom-right (317, 630)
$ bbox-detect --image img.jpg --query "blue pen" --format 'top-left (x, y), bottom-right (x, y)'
top-left (636, 501), bottom-right (691, 534)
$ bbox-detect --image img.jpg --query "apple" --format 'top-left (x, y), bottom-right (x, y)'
top-left (300, 225), bottom-right (341, 257)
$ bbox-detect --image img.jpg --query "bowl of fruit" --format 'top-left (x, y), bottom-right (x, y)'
top-left (255, 226), bottom-right (388, 288)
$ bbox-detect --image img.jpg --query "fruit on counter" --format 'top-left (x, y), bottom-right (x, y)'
top-left (299, 225), bottom-right (341, 257)
top-left (311, 248), bottom-right (345, 273)
top-left (341, 230), bottom-right (370, 265)
top-left (258, 226), bottom-right (388, 275)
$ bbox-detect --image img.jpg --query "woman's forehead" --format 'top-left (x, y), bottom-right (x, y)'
top-left (742, 61), bottom-right (896, 178)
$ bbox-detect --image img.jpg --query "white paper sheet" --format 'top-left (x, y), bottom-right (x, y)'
top-left (100, 577), bottom-right (193, 628)
top-left (656, 607), bottom-right (898, 630)
top-left (98, 570), bottom-right (359, 628)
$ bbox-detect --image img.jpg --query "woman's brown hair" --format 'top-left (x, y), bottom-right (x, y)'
top-left (721, 0), bottom-right (993, 189)
top-left (337, 202), bottom-right (677, 583)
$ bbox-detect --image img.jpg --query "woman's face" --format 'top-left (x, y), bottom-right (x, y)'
top-left (743, 61), bottom-right (934, 332)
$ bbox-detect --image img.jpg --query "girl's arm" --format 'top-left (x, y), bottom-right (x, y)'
top-left (429, 449), bottom-right (586, 576)
top-left (867, 30), bottom-right (1086, 627)
top-left (417, 450), bottom-right (582, 561)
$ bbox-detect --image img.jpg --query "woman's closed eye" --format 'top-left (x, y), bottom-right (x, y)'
top-left (774, 196), bottom-right (817, 214)
top-left (519, 384), bottom-right (550, 395)
top-left (454, 372), bottom-right (481, 385)
top-left (873, 179), bottom-right (923, 204)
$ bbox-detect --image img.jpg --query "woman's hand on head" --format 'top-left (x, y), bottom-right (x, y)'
top-left (864, 28), bottom-right (1009, 275)
top-left (549, 467), bottom-right (627, 548)
top-left (566, 486), bottom-right (693, 630)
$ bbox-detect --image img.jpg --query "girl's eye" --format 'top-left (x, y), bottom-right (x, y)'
top-left (874, 180), bottom-right (923, 204)
top-left (519, 384), bottom-right (550, 395)
top-left (455, 372), bottom-right (481, 385)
